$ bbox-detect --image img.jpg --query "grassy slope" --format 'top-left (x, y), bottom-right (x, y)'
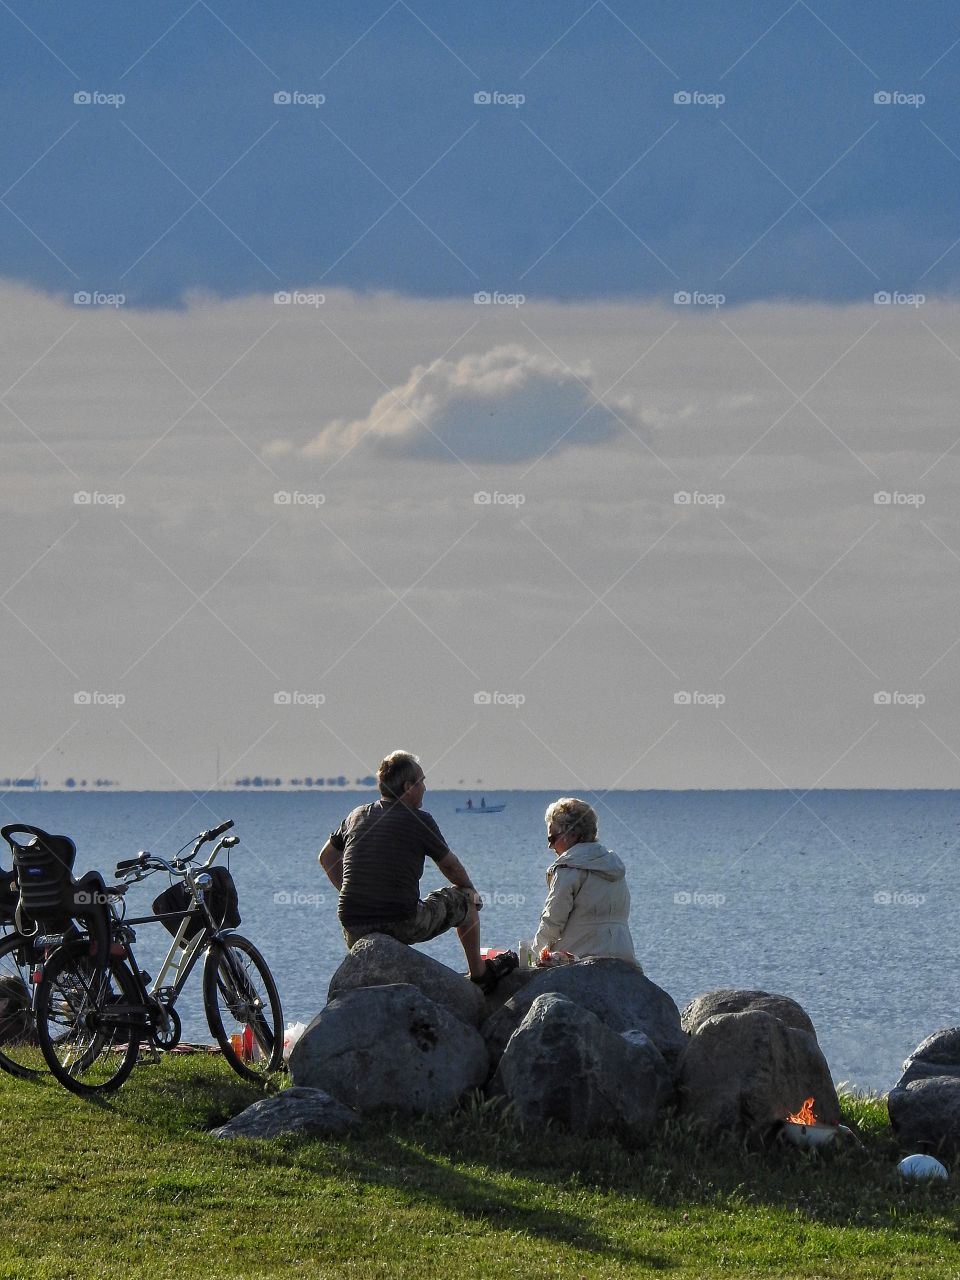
top-left (0, 1062), bottom-right (957, 1280)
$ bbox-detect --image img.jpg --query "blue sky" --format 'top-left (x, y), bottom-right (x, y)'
top-left (3, 0), bottom-right (960, 306)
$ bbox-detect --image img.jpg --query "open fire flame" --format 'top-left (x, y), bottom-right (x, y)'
top-left (786, 1096), bottom-right (817, 1126)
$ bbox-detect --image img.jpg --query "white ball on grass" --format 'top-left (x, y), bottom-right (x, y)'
top-left (897, 1154), bottom-right (948, 1180)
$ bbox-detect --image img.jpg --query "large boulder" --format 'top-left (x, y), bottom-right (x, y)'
top-left (677, 1008), bottom-right (840, 1141)
top-left (482, 959), bottom-right (686, 1068)
top-left (211, 1087), bottom-right (361, 1140)
top-left (891, 1027), bottom-right (960, 1089)
top-left (681, 988), bottom-right (818, 1040)
top-left (328, 934), bottom-right (487, 1028)
top-left (888, 1028), bottom-right (960, 1157)
top-left (289, 983), bottom-right (489, 1115)
top-left (492, 994), bottom-right (669, 1141)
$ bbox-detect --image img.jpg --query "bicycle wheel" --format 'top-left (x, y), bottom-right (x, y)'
top-left (35, 943), bottom-right (141, 1096)
top-left (203, 934), bottom-right (283, 1082)
top-left (0, 933), bottom-right (45, 1078)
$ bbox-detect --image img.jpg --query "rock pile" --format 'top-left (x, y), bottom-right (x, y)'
top-left (216, 936), bottom-right (836, 1147)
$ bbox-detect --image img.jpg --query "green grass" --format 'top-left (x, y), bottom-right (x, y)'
top-left (0, 1059), bottom-right (957, 1279)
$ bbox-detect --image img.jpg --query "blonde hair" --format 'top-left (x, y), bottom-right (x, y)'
top-left (544, 797), bottom-right (598, 844)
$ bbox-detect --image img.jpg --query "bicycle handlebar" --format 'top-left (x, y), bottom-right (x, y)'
top-left (114, 822), bottom-right (237, 881)
top-left (202, 820), bottom-right (234, 842)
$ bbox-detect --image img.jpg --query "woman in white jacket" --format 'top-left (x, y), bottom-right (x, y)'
top-left (532, 797), bottom-right (637, 964)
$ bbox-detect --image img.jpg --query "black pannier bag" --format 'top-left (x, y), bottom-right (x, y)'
top-left (152, 866), bottom-right (240, 941)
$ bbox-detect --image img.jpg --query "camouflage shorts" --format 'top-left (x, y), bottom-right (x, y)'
top-left (342, 886), bottom-right (474, 949)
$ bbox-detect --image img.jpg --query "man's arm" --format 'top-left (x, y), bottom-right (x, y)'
top-left (436, 850), bottom-right (481, 906)
top-left (318, 837), bottom-right (343, 891)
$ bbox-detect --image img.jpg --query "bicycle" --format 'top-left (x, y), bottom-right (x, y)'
top-left (0, 927), bottom-right (47, 1080)
top-left (4, 820), bottom-right (284, 1097)
top-left (0, 836), bottom-right (82, 1082)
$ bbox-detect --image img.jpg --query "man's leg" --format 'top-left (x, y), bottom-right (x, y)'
top-left (455, 898), bottom-right (485, 979)
top-left (392, 889), bottom-right (486, 978)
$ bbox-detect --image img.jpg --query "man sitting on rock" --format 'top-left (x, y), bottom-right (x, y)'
top-left (318, 750), bottom-right (517, 993)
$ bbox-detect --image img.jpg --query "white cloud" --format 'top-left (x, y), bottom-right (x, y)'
top-left (294, 343), bottom-right (640, 463)
top-left (4, 281), bottom-right (960, 788)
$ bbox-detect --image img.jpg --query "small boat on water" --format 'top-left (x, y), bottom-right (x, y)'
top-left (456, 800), bottom-right (506, 814)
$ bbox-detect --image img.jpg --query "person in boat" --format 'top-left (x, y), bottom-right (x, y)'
top-left (465, 798), bottom-right (473, 810)
top-left (318, 750), bottom-right (517, 992)
top-left (532, 797), bottom-right (637, 964)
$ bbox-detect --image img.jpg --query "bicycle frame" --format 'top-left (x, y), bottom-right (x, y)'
top-left (119, 837), bottom-right (237, 1027)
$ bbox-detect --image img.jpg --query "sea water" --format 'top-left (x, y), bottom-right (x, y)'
top-left (6, 789), bottom-right (957, 1093)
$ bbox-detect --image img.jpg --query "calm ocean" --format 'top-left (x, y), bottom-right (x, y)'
top-left (5, 789), bottom-right (957, 1093)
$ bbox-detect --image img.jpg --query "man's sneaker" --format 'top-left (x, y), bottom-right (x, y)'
top-left (471, 950), bottom-right (519, 995)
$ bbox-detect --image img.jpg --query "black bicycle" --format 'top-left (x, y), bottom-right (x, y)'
top-left (3, 820), bottom-right (283, 1097)
top-left (0, 927), bottom-right (47, 1080)
top-left (0, 844), bottom-right (76, 1081)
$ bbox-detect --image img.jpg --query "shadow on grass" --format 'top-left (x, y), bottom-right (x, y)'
top-left (290, 1129), bottom-right (670, 1269)
top-left (222, 1091), bottom-right (960, 1245)
top-left (97, 1062), bottom-right (960, 1250)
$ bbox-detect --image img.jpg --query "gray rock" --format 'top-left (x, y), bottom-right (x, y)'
top-left (681, 988), bottom-right (818, 1040)
top-left (211, 1086), bottom-right (360, 1139)
top-left (888, 1075), bottom-right (960, 1159)
top-left (491, 994), bottom-right (669, 1140)
top-left (328, 933), bottom-right (487, 1028)
top-left (482, 959), bottom-right (685, 1069)
top-left (888, 1028), bottom-right (960, 1157)
top-left (677, 1008), bottom-right (840, 1140)
top-left (289, 983), bottom-right (489, 1115)
top-left (892, 1027), bottom-right (960, 1089)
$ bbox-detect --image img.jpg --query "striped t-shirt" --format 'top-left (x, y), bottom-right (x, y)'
top-left (330, 800), bottom-right (451, 926)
